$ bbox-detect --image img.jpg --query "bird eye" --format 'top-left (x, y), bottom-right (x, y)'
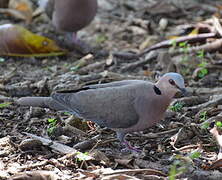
top-left (209, 122), bottom-right (215, 128)
top-left (169, 79), bottom-right (175, 85)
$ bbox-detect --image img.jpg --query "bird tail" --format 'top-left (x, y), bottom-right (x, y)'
top-left (17, 97), bottom-right (65, 111)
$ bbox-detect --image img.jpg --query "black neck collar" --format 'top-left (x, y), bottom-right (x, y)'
top-left (153, 85), bottom-right (162, 95)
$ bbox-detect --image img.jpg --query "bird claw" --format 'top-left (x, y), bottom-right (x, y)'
top-left (122, 141), bottom-right (142, 153)
top-left (72, 33), bottom-right (92, 54)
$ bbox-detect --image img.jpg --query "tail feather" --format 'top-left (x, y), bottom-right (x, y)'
top-left (17, 97), bottom-right (65, 111)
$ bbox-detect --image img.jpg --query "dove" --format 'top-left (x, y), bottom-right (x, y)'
top-left (17, 73), bottom-right (186, 152)
top-left (44, 0), bottom-right (98, 52)
top-left (209, 122), bottom-right (222, 159)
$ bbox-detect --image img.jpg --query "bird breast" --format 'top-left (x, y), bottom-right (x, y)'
top-left (53, 0), bottom-right (98, 32)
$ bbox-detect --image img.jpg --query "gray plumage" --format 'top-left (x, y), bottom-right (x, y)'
top-left (18, 73), bottom-right (186, 150)
top-left (45, 0), bottom-right (98, 33)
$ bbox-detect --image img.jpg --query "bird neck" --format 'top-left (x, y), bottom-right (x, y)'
top-left (155, 83), bottom-right (176, 99)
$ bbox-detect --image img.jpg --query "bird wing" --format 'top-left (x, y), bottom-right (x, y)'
top-left (51, 82), bottom-right (150, 128)
top-left (85, 80), bottom-right (145, 89)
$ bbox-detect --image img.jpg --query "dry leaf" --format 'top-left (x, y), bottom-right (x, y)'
top-left (8, 0), bottom-right (33, 22)
top-left (9, 171), bottom-right (58, 180)
top-left (204, 159), bottom-right (222, 170)
top-left (188, 28), bottom-right (199, 36)
top-left (170, 127), bottom-right (194, 149)
top-left (0, 24), bottom-right (66, 57)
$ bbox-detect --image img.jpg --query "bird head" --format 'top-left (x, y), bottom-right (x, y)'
top-left (155, 72), bottom-right (187, 98)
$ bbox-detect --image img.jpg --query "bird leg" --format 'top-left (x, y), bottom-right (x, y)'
top-left (117, 132), bottom-right (141, 153)
top-left (122, 140), bottom-right (142, 153)
top-left (72, 32), bottom-right (91, 54)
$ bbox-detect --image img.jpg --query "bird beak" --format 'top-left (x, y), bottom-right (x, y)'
top-left (179, 88), bottom-right (187, 96)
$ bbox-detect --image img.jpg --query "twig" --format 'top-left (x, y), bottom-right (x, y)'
top-left (73, 135), bottom-right (100, 150)
top-left (120, 51), bottom-right (157, 72)
top-left (130, 128), bottom-right (180, 140)
top-left (157, 144), bottom-right (212, 156)
top-left (112, 52), bottom-right (140, 60)
top-left (139, 33), bottom-right (216, 57)
top-left (190, 87), bottom-right (222, 95)
top-left (19, 160), bottom-right (48, 170)
top-left (77, 61), bottom-right (106, 75)
top-left (200, 112), bottom-right (222, 127)
top-left (188, 95), bottom-right (222, 113)
top-left (170, 38), bottom-right (222, 56)
top-left (23, 132), bottom-right (93, 160)
top-left (100, 71), bottom-right (143, 80)
top-left (212, 16), bottom-right (222, 37)
top-left (63, 123), bottom-right (87, 136)
top-left (103, 169), bottom-right (167, 177)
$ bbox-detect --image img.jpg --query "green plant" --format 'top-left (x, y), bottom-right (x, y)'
top-left (216, 121), bottom-right (222, 130)
top-left (180, 67), bottom-right (191, 76)
top-left (170, 39), bottom-right (177, 49)
top-left (0, 102), bottom-right (11, 108)
top-left (47, 118), bottom-right (57, 135)
top-left (170, 102), bottom-right (184, 112)
top-left (197, 50), bottom-right (204, 58)
top-left (179, 41), bottom-right (187, 47)
top-left (63, 112), bottom-right (71, 116)
top-left (180, 55), bottom-right (189, 63)
top-left (179, 41), bottom-right (190, 53)
top-left (76, 151), bottom-right (89, 162)
top-left (169, 152), bottom-right (200, 180)
top-left (168, 159), bottom-right (187, 180)
top-left (189, 151), bottom-right (201, 159)
top-left (201, 122), bottom-right (210, 129)
top-left (95, 34), bottom-right (108, 44)
top-left (48, 118), bottom-right (57, 126)
top-left (47, 126), bottom-right (57, 135)
top-left (197, 61), bottom-right (208, 78)
top-left (199, 111), bottom-right (207, 121)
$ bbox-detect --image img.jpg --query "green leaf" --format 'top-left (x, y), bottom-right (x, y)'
top-left (64, 112), bottom-right (71, 115)
top-left (189, 151), bottom-right (201, 159)
top-left (48, 118), bottom-right (57, 123)
top-left (169, 102), bottom-right (184, 112)
top-left (169, 164), bottom-right (177, 180)
top-left (0, 102), bottom-right (11, 108)
top-left (179, 41), bottom-right (187, 47)
top-left (197, 50), bottom-right (204, 58)
top-left (76, 152), bottom-right (90, 161)
top-left (170, 40), bottom-right (177, 48)
top-left (201, 122), bottom-right (209, 129)
top-left (216, 121), bottom-right (222, 128)
top-left (95, 34), bottom-right (108, 44)
top-left (198, 68), bottom-right (208, 78)
top-left (198, 61), bottom-right (207, 68)
top-left (199, 111), bottom-right (207, 121)
top-left (47, 118), bottom-right (57, 127)
top-left (47, 126), bottom-right (56, 135)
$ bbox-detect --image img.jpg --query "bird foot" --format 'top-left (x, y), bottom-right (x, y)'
top-left (122, 141), bottom-right (141, 153)
top-left (72, 33), bottom-right (92, 54)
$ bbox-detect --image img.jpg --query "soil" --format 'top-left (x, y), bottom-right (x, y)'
top-left (1, 0), bottom-right (222, 179)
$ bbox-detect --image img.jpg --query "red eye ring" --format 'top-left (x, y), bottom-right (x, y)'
top-left (169, 79), bottom-right (175, 85)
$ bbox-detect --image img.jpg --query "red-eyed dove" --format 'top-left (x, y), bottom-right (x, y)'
top-left (45, 0), bottom-right (98, 52)
top-left (18, 73), bottom-right (186, 152)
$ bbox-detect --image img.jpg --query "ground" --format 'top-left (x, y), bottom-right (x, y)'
top-left (1, 0), bottom-right (222, 179)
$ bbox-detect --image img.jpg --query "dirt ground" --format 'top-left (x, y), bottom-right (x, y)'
top-left (1, 0), bottom-right (222, 179)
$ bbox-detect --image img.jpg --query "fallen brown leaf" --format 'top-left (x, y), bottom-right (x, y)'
top-left (0, 24), bottom-right (66, 57)
top-left (8, 0), bottom-right (33, 22)
top-left (9, 171), bottom-right (58, 180)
